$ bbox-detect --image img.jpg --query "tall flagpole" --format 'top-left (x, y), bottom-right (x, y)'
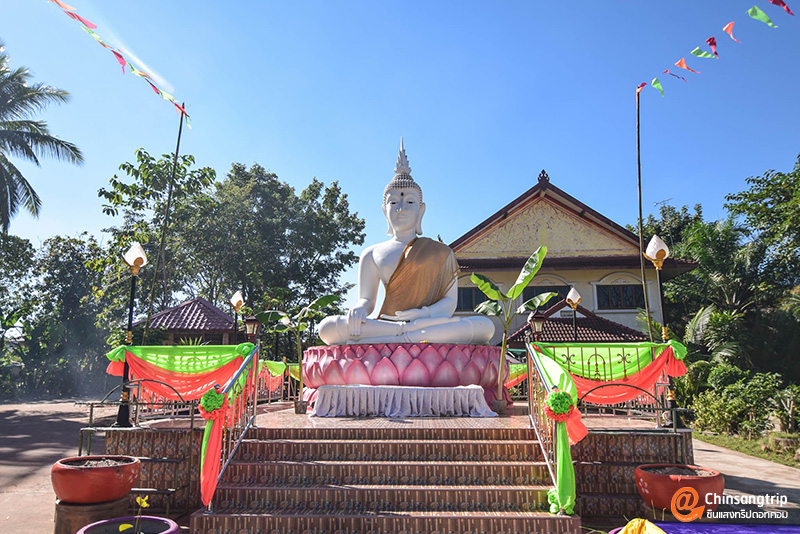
top-left (636, 87), bottom-right (654, 343)
top-left (143, 104), bottom-right (187, 344)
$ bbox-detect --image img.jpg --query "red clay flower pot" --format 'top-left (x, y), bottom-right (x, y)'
top-left (51, 455), bottom-right (141, 504)
top-left (634, 463), bottom-right (725, 514)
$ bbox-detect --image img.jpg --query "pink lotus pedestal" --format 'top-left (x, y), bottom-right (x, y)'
top-left (302, 343), bottom-right (511, 408)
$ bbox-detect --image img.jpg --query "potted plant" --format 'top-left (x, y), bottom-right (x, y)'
top-left (257, 294), bottom-right (339, 413)
top-left (77, 497), bottom-right (179, 534)
top-left (634, 463), bottom-right (725, 517)
top-left (51, 455), bottom-right (141, 504)
top-left (472, 246), bottom-right (556, 414)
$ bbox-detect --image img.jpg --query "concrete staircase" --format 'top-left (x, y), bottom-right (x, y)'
top-left (190, 426), bottom-right (581, 534)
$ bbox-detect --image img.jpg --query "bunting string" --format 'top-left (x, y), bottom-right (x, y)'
top-left (47, 0), bottom-right (191, 127)
top-left (638, 1), bottom-right (793, 97)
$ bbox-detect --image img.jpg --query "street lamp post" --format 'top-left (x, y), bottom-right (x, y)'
top-left (115, 242), bottom-right (147, 427)
top-left (566, 287), bottom-right (582, 342)
top-left (230, 291), bottom-right (244, 344)
top-left (528, 310), bottom-right (547, 342)
top-left (643, 234), bottom-right (681, 427)
top-left (244, 316), bottom-right (261, 344)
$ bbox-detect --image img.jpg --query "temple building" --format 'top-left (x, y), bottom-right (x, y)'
top-left (451, 170), bottom-right (695, 344)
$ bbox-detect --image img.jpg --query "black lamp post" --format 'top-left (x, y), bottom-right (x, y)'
top-left (644, 234), bottom-right (682, 427)
top-left (566, 287), bottom-right (581, 342)
top-left (230, 291), bottom-right (243, 344)
top-left (115, 242), bottom-right (147, 427)
top-left (528, 310), bottom-right (547, 342)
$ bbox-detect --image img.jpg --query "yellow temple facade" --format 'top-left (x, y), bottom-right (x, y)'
top-left (450, 170), bottom-right (694, 344)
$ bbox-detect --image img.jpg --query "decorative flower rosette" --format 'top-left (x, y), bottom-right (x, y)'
top-left (543, 389), bottom-right (575, 422)
top-left (199, 386), bottom-right (229, 421)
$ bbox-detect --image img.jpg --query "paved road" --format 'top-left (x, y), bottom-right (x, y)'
top-left (0, 399), bottom-right (115, 534)
top-left (693, 438), bottom-right (800, 524)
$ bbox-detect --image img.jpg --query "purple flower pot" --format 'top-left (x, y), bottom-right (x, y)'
top-left (76, 516), bottom-right (179, 534)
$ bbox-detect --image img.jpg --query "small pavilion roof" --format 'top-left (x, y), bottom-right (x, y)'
top-left (133, 297), bottom-right (234, 332)
top-left (508, 299), bottom-right (649, 345)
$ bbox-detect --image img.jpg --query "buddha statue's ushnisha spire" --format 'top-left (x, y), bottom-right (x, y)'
top-left (384, 137), bottom-right (422, 203)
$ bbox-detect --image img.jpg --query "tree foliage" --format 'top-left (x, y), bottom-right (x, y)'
top-left (0, 41), bottom-right (83, 233)
top-left (725, 153), bottom-right (800, 276)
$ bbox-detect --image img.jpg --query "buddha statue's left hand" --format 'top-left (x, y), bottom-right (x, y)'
top-left (381, 307), bottom-right (431, 323)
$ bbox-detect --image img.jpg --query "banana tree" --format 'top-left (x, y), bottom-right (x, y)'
top-left (471, 246), bottom-right (556, 403)
top-left (256, 294), bottom-right (338, 402)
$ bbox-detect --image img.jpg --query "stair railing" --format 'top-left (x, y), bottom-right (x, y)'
top-left (205, 341), bottom-right (261, 511)
top-left (526, 342), bottom-right (558, 493)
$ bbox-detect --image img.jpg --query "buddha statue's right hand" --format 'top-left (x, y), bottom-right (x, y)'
top-left (347, 306), bottom-right (368, 336)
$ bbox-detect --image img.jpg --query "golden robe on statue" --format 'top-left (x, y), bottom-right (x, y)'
top-left (378, 237), bottom-right (459, 319)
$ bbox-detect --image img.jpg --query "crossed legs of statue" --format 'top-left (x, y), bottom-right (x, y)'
top-left (318, 315), bottom-right (494, 345)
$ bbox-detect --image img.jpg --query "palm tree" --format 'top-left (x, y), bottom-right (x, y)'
top-left (0, 41), bottom-right (83, 233)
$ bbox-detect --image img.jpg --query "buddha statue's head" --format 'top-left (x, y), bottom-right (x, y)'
top-left (383, 138), bottom-right (426, 236)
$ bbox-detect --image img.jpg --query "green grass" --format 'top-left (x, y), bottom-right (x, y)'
top-left (694, 431), bottom-right (800, 469)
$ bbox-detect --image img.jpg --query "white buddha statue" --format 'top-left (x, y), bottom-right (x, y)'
top-left (318, 140), bottom-right (495, 346)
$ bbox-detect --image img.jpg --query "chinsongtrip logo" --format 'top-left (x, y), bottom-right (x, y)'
top-left (671, 487), bottom-right (789, 521)
top-left (671, 488), bottom-right (705, 522)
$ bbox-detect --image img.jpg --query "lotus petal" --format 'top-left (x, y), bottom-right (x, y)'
top-left (371, 358), bottom-right (400, 385)
top-left (419, 346), bottom-right (443, 374)
top-left (306, 362), bottom-right (324, 388)
top-left (400, 358), bottom-right (431, 387)
top-left (431, 360), bottom-right (459, 387)
top-left (460, 361), bottom-right (482, 386)
top-left (408, 344), bottom-right (422, 357)
top-left (445, 346), bottom-right (469, 373)
top-left (482, 361), bottom-right (498, 388)
top-left (389, 346), bottom-right (412, 376)
top-left (344, 359), bottom-right (371, 385)
top-left (322, 360), bottom-right (346, 385)
top-left (470, 350), bottom-right (488, 371)
top-left (362, 346), bottom-right (382, 374)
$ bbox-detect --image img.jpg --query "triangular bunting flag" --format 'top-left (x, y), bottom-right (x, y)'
top-left (663, 69), bottom-right (687, 82)
top-left (675, 58), bottom-right (700, 73)
top-left (747, 5), bottom-right (778, 27)
top-left (722, 22), bottom-right (741, 42)
top-left (706, 36), bottom-right (719, 58)
top-left (691, 47), bottom-right (716, 59)
top-left (81, 27), bottom-right (112, 49)
top-left (651, 77), bottom-right (664, 97)
top-left (63, 10), bottom-right (97, 29)
top-left (766, 0), bottom-right (794, 15)
top-left (110, 50), bottom-right (126, 73)
top-left (50, 0), bottom-right (76, 10)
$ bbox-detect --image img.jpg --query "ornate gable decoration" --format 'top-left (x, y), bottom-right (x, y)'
top-left (454, 195), bottom-right (639, 259)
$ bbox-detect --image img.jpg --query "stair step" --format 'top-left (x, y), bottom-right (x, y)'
top-left (237, 439), bottom-right (544, 462)
top-left (247, 427), bottom-right (539, 442)
top-left (222, 460), bottom-right (550, 486)
top-left (214, 484), bottom-right (552, 513)
top-left (191, 509), bottom-right (582, 534)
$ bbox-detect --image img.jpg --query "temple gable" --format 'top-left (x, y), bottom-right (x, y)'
top-left (453, 196), bottom-right (638, 259)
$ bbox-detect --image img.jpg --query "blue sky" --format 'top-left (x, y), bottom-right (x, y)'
top-left (4, 1), bottom-right (799, 306)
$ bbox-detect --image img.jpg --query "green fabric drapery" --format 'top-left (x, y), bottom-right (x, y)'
top-left (106, 343), bottom-right (255, 372)
top-left (529, 340), bottom-right (686, 380)
top-left (527, 344), bottom-right (579, 515)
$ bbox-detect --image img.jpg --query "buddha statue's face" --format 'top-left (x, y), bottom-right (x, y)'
top-left (383, 188), bottom-right (425, 236)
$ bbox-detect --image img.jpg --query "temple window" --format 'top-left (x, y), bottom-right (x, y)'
top-left (457, 287), bottom-right (489, 312)
top-left (596, 284), bottom-right (644, 310)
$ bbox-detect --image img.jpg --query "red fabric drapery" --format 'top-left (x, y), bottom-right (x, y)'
top-left (570, 346), bottom-right (686, 405)
top-left (199, 398), bottom-right (229, 506)
top-left (106, 350), bottom-right (243, 401)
